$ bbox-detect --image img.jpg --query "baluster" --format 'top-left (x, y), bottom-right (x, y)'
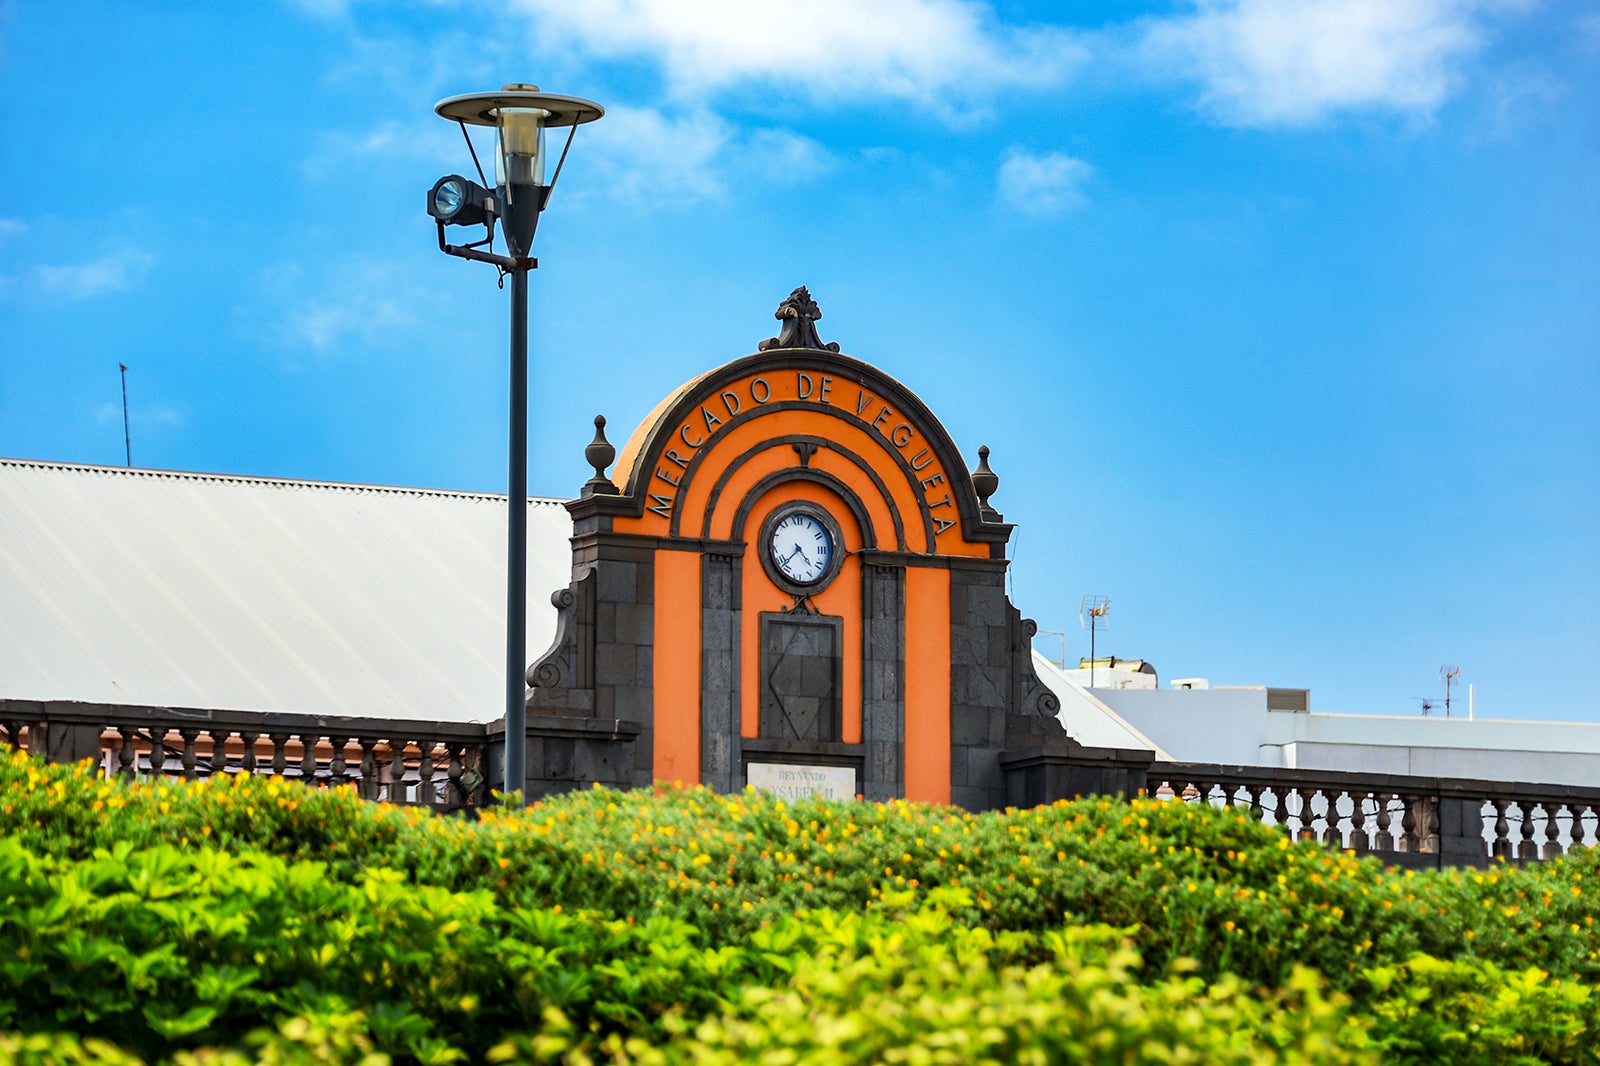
top-left (301, 734), bottom-right (319, 784)
top-left (1282, 787), bottom-right (1303, 840)
top-left (1523, 800), bottom-right (1548, 857)
top-left (328, 736), bottom-right (348, 787)
top-left (1395, 795), bottom-right (1417, 852)
top-left (1350, 792), bottom-right (1370, 853)
top-left (1568, 806), bottom-right (1593, 845)
top-left (358, 739), bottom-right (379, 801)
top-left (416, 740), bottom-right (436, 805)
top-left (1285, 787), bottom-right (1304, 840)
top-left (465, 743), bottom-right (485, 805)
top-left (1519, 803), bottom-right (1542, 861)
top-left (1423, 797), bottom-right (1441, 853)
top-left (446, 745), bottom-right (465, 807)
top-left (1373, 793), bottom-right (1395, 851)
top-left (270, 733), bottom-right (291, 776)
top-left (382, 741), bottom-right (405, 803)
top-left (1267, 787), bottom-right (1287, 835)
top-left (1507, 801), bottom-right (1527, 860)
top-left (1491, 800), bottom-right (1512, 860)
top-left (239, 731), bottom-right (259, 775)
top-left (117, 726), bottom-right (138, 778)
top-left (1545, 803), bottom-right (1570, 857)
top-left (174, 726), bottom-right (196, 777)
top-left (1181, 781), bottom-right (1200, 803)
top-left (209, 729), bottom-right (228, 776)
top-left (1314, 790), bottom-right (1334, 846)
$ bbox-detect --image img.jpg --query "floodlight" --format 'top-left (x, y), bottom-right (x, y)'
top-left (427, 175), bottom-right (492, 227)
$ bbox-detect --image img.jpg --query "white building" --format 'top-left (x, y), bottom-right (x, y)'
top-left (1033, 657), bottom-right (1600, 788)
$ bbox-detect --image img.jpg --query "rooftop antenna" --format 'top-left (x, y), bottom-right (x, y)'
top-left (1412, 697), bottom-right (1435, 717)
top-left (118, 363), bottom-right (131, 467)
top-left (1035, 628), bottom-right (1067, 669)
top-left (1440, 666), bottom-right (1460, 718)
top-left (1078, 595), bottom-right (1110, 687)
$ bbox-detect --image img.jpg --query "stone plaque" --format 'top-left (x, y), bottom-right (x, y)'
top-left (747, 762), bottom-right (857, 801)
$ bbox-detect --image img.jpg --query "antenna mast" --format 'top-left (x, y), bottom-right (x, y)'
top-left (118, 363), bottom-right (131, 467)
top-left (1440, 666), bottom-right (1460, 718)
top-left (1078, 595), bottom-right (1110, 687)
top-left (1034, 629), bottom-right (1067, 669)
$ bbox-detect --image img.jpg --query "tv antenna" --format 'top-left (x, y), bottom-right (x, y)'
top-left (1412, 697), bottom-right (1436, 717)
top-left (118, 363), bottom-right (131, 467)
top-left (1440, 666), bottom-right (1460, 718)
top-left (1078, 595), bottom-right (1110, 687)
top-left (1034, 628), bottom-right (1067, 669)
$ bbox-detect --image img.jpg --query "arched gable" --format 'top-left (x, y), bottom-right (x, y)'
top-left (608, 349), bottom-right (1008, 559)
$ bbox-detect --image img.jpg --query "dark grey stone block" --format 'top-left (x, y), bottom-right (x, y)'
top-left (597, 561), bottom-right (639, 603)
top-left (612, 684), bottom-right (651, 721)
top-left (615, 602), bottom-right (653, 645)
top-left (950, 786), bottom-right (993, 812)
top-left (951, 707), bottom-right (989, 747)
top-left (544, 737), bottom-right (574, 779)
top-left (596, 645), bottom-right (638, 686)
top-left (966, 746), bottom-right (1000, 791)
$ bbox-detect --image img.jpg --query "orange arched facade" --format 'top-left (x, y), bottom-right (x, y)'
top-left (525, 311), bottom-right (1065, 810)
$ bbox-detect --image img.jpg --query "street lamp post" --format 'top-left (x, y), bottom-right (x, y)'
top-left (428, 85), bottom-right (603, 804)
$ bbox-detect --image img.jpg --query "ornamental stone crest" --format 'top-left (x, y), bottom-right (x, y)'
top-left (758, 286), bottom-right (841, 353)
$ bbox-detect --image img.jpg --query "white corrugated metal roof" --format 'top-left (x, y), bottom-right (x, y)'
top-left (0, 458), bottom-right (573, 722)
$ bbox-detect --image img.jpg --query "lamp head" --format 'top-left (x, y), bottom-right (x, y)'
top-left (431, 84), bottom-right (603, 260)
top-left (427, 175), bottom-right (493, 227)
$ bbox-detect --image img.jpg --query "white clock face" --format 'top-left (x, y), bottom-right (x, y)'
top-left (770, 511), bottom-right (834, 585)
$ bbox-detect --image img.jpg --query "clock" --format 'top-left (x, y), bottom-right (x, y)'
top-left (761, 502), bottom-right (844, 594)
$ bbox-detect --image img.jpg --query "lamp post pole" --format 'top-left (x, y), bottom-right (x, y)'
top-left (504, 262), bottom-right (530, 801)
top-left (429, 85), bottom-right (603, 805)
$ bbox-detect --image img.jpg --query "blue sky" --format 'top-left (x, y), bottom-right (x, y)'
top-left (2, 0), bottom-right (1596, 721)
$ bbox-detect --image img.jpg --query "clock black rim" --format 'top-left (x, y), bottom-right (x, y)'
top-left (759, 500), bottom-right (846, 596)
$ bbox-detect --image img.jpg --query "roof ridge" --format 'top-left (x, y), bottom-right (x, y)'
top-left (0, 456), bottom-right (569, 506)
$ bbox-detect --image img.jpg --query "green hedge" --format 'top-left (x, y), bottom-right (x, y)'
top-left (0, 752), bottom-right (1596, 1064)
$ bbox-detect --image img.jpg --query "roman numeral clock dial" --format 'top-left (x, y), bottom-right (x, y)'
top-left (762, 503), bottom-right (842, 594)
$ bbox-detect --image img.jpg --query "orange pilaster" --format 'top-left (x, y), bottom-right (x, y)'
top-left (903, 566), bottom-right (951, 805)
top-left (653, 550), bottom-right (702, 785)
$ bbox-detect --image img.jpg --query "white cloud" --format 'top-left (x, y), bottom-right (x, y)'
top-left (1137, 0), bottom-right (1491, 126)
top-left (1579, 12), bottom-right (1600, 50)
top-left (509, 0), bottom-right (1087, 110)
top-left (998, 149), bottom-right (1094, 216)
top-left (302, 119), bottom-right (464, 181)
top-left (6, 249), bottom-right (158, 299)
top-left (0, 218), bottom-right (25, 237)
top-left (577, 105), bottom-right (835, 203)
top-left (261, 258), bottom-right (426, 354)
top-left (1480, 64), bottom-right (1563, 139)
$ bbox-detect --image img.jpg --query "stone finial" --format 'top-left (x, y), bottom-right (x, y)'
top-left (758, 286), bottom-right (841, 353)
top-left (582, 414), bottom-right (619, 496)
top-left (972, 445), bottom-right (1001, 522)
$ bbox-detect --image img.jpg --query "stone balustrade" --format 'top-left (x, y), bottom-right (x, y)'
top-left (1, 700), bottom-right (488, 809)
top-left (8, 701), bottom-right (1598, 867)
top-left (1001, 741), bottom-right (1600, 868)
